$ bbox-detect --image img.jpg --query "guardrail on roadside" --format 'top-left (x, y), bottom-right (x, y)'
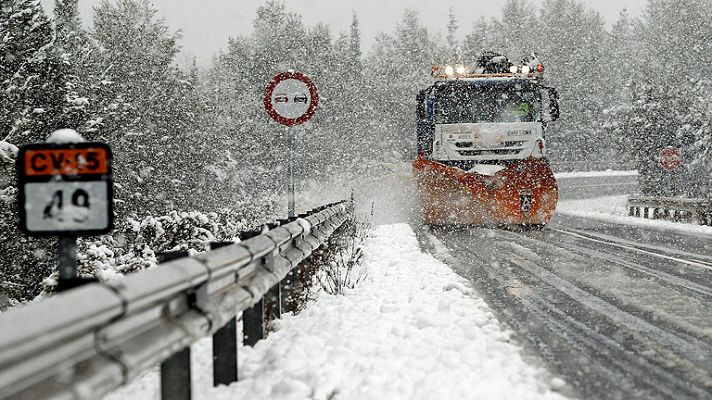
top-left (627, 196), bottom-right (712, 226)
top-left (0, 201), bottom-right (349, 400)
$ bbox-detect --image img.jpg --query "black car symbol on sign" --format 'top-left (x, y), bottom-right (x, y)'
top-left (294, 94), bottom-right (308, 104)
top-left (275, 93), bottom-right (289, 103)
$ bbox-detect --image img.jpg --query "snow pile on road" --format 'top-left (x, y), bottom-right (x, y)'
top-left (107, 223), bottom-right (567, 400)
top-left (557, 195), bottom-right (712, 236)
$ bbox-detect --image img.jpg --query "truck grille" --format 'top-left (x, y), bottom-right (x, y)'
top-left (458, 149), bottom-right (523, 156)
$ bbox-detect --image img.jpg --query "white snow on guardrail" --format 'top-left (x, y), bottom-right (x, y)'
top-left (557, 196), bottom-right (712, 237)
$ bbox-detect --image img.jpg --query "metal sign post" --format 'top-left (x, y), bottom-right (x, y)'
top-left (58, 237), bottom-right (77, 283)
top-left (287, 126), bottom-right (296, 218)
top-left (263, 71), bottom-right (319, 218)
top-left (17, 133), bottom-right (113, 292)
top-left (659, 146), bottom-right (684, 196)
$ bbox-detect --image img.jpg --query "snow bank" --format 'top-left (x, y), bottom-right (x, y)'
top-left (557, 195), bottom-right (712, 236)
top-left (555, 170), bottom-right (638, 179)
top-left (106, 224), bottom-right (567, 400)
top-left (208, 223), bottom-right (567, 399)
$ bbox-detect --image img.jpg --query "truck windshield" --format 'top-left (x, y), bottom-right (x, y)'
top-left (435, 85), bottom-right (542, 124)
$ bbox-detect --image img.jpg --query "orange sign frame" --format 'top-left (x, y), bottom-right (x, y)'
top-left (23, 147), bottom-right (110, 177)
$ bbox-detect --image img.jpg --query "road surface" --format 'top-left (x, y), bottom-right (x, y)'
top-left (414, 175), bottom-right (712, 399)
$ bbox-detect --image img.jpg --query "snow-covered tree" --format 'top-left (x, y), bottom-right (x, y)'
top-left (461, 18), bottom-right (493, 63)
top-left (53, 0), bottom-right (114, 136)
top-left (490, 0), bottom-right (537, 58)
top-left (604, 0), bottom-right (712, 196)
top-left (678, 80), bottom-right (712, 196)
top-left (446, 7), bottom-right (459, 61)
top-left (0, 0), bottom-right (65, 144)
top-left (366, 10), bottom-right (440, 159)
top-left (536, 0), bottom-right (610, 167)
top-left (92, 0), bottom-right (204, 215)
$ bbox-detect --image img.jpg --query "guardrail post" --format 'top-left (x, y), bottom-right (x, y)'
top-left (212, 318), bottom-right (238, 385)
top-left (161, 347), bottom-right (191, 400)
top-left (240, 229), bottom-right (266, 346)
top-left (243, 298), bottom-right (264, 346)
top-left (268, 283), bottom-right (281, 321)
top-left (157, 250), bottom-right (192, 400)
top-left (281, 268), bottom-right (296, 313)
top-left (210, 242), bottom-right (239, 386)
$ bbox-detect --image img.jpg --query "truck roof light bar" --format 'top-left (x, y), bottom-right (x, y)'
top-left (431, 52), bottom-right (545, 80)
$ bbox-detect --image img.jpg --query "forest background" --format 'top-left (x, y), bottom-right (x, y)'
top-left (1, 0), bottom-right (710, 304)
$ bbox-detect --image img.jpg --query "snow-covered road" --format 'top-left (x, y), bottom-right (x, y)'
top-left (420, 209), bottom-right (712, 399)
top-left (107, 224), bottom-right (568, 400)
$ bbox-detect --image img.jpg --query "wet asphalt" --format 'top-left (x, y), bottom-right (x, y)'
top-left (412, 175), bottom-right (712, 399)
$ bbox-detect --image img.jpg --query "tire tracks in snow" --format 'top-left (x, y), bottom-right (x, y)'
top-left (504, 227), bottom-right (712, 346)
top-left (417, 224), bottom-right (712, 400)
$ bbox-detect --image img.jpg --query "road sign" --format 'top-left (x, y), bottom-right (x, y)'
top-left (17, 142), bottom-right (113, 236)
top-left (659, 146), bottom-right (683, 171)
top-left (264, 71), bottom-right (319, 126)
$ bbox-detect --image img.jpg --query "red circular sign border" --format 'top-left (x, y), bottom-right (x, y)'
top-left (659, 146), bottom-right (683, 171)
top-left (263, 71), bottom-right (319, 127)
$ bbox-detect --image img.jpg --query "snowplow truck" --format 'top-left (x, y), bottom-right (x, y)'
top-left (414, 52), bottom-right (560, 226)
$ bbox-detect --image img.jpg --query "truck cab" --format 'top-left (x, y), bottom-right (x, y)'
top-left (416, 53), bottom-right (559, 171)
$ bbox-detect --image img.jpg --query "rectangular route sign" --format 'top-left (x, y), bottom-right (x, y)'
top-left (17, 142), bottom-right (113, 236)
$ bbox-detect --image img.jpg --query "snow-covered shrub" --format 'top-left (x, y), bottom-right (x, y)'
top-left (278, 202), bottom-right (371, 314)
top-left (318, 202), bottom-right (371, 296)
top-left (73, 208), bottom-right (256, 280)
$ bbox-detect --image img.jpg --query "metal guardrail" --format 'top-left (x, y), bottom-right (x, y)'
top-left (0, 201), bottom-right (349, 399)
top-left (627, 196), bottom-right (712, 226)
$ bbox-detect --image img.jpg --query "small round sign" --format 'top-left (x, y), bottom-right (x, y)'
top-left (659, 146), bottom-right (683, 171)
top-left (264, 71), bottom-right (319, 126)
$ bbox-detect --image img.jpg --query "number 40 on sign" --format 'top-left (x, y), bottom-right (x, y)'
top-left (17, 142), bottom-right (113, 236)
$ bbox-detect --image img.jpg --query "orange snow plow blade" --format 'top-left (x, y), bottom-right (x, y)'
top-left (413, 157), bottom-right (558, 226)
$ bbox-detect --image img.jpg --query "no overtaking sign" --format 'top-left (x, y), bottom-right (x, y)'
top-left (264, 71), bottom-right (319, 126)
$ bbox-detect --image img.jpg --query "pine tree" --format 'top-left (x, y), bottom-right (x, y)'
top-left (641, 0), bottom-right (712, 87)
top-left (617, 0), bottom-right (712, 196)
top-left (0, 1), bottom-right (66, 304)
top-left (491, 0), bottom-right (536, 58)
top-left (0, 0), bottom-right (65, 144)
top-left (682, 80), bottom-right (712, 196)
top-left (54, 0), bottom-right (108, 137)
top-left (92, 0), bottom-right (204, 214)
top-left (348, 12), bottom-right (362, 73)
top-left (446, 7), bottom-right (459, 61)
top-left (537, 0), bottom-right (609, 167)
top-left (366, 10), bottom-right (438, 159)
top-left (601, 9), bottom-right (643, 168)
top-left (462, 18), bottom-right (492, 62)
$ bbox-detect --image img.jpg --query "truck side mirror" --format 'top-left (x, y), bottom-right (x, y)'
top-left (541, 87), bottom-right (560, 122)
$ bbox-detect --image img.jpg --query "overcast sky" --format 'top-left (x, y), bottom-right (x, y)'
top-left (40, 0), bottom-right (647, 66)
